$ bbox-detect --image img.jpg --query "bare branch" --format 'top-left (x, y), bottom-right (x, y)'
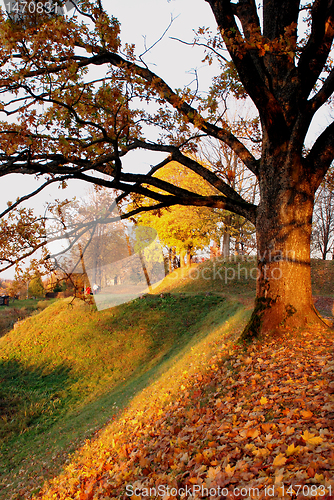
top-left (307, 67), bottom-right (334, 116)
top-left (306, 121), bottom-right (334, 188)
top-left (297, 0), bottom-right (334, 101)
top-left (0, 176), bottom-right (71, 219)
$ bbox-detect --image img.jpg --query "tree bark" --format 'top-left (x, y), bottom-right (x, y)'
top-left (186, 244), bottom-right (193, 266)
top-left (180, 251), bottom-right (186, 267)
top-left (241, 158), bottom-right (325, 339)
top-left (168, 247), bottom-right (173, 273)
top-left (222, 229), bottom-right (230, 258)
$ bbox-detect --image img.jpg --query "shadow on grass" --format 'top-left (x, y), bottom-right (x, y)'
top-left (0, 360), bottom-right (76, 463)
top-left (0, 294), bottom-right (245, 499)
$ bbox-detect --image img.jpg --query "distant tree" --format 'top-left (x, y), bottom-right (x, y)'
top-left (312, 176), bottom-right (334, 259)
top-left (52, 188), bottom-right (132, 286)
top-left (0, 279), bottom-right (8, 295)
top-left (133, 162), bottom-right (225, 266)
top-left (28, 273), bottom-right (45, 298)
top-left (198, 120), bottom-right (259, 257)
top-left (7, 280), bottom-right (27, 299)
top-left (48, 187), bottom-right (162, 292)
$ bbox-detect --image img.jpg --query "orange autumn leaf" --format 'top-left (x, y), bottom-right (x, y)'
top-left (225, 463), bottom-right (235, 477)
top-left (286, 443), bottom-right (300, 456)
top-left (262, 423), bottom-right (272, 433)
top-left (301, 410), bottom-right (313, 419)
top-left (189, 477), bottom-right (199, 484)
top-left (273, 453), bottom-right (287, 467)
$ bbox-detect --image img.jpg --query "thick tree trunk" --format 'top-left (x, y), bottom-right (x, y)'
top-left (242, 162), bottom-right (325, 340)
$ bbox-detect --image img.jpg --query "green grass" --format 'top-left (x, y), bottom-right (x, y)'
top-left (0, 289), bottom-right (247, 498)
top-left (0, 256), bottom-right (332, 498)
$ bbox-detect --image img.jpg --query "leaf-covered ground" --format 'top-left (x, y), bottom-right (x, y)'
top-left (35, 325), bottom-right (334, 500)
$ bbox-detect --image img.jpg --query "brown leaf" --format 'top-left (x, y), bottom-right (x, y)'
top-left (307, 466), bottom-right (315, 478)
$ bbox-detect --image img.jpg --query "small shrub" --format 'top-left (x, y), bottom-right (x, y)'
top-left (36, 300), bottom-right (50, 311)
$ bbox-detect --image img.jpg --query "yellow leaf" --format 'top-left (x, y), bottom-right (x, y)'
top-left (302, 430), bottom-right (313, 440)
top-left (307, 436), bottom-right (323, 445)
top-left (253, 447), bottom-right (270, 458)
top-left (273, 453), bottom-right (287, 467)
top-left (314, 473), bottom-right (324, 482)
top-left (286, 443), bottom-right (300, 456)
top-left (260, 396), bottom-right (268, 405)
top-left (225, 463), bottom-right (235, 477)
top-left (302, 430), bottom-right (323, 445)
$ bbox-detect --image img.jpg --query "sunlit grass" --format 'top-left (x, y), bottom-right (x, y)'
top-left (0, 298), bottom-right (53, 338)
top-left (0, 285), bottom-right (247, 498)
top-left (0, 257), bottom-right (332, 498)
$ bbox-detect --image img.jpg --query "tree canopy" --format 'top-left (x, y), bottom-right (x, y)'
top-left (134, 161), bottom-right (227, 263)
top-left (0, 0), bottom-right (333, 336)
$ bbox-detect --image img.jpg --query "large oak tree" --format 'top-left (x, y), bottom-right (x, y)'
top-left (0, 0), bottom-right (333, 337)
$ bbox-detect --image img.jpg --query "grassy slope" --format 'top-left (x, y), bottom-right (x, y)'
top-left (0, 264), bottom-right (250, 499)
top-left (0, 258), bottom-right (333, 499)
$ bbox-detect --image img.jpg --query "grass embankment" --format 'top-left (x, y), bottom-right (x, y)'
top-left (0, 257), bottom-right (333, 499)
top-left (0, 299), bottom-right (52, 338)
top-left (0, 267), bottom-right (249, 499)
